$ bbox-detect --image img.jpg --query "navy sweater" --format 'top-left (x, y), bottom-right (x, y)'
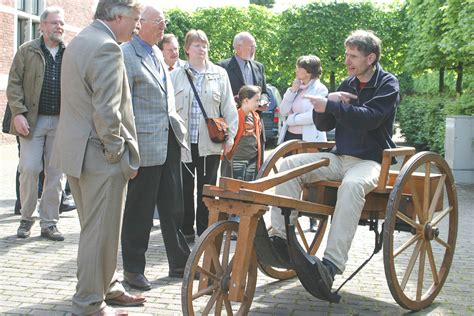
top-left (314, 64), bottom-right (400, 163)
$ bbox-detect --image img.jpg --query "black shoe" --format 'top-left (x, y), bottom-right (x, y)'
top-left (59, 193), bottom-right (76, 213)
top-left (313, 257), bottom-right (334, 292)
top-left (269, 235), bottom-right (291, 263)
top-left (40, 225), bottom-right (65, 241)
top-left (17, 219), bottom-right (34, 238)
top-left (123, 271), bottom-right (151, 291)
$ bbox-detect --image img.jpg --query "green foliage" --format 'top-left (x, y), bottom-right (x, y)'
top-left (162, 2), bottom-right (472, 97)
top-left (277, 2), bottom-right (409, 92)
top-left (164, 9), bottom-right (193, 58)
top-left (397, 94), bottom-right (474, 153)
top-left (250, 0), bottom-right (275, 9)
top-left (405, 0), bottom-right (448, 72)
top-left (404, 0), bottom-right (473, 93)
top-left (439, 0), bottom-right (474, 66)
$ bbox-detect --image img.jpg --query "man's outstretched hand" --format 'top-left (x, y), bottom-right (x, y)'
top-left (304, 92), bottom-right (357, 113)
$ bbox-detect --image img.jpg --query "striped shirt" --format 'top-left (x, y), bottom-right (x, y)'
top-left (189, 67), bottom-right (205, 144)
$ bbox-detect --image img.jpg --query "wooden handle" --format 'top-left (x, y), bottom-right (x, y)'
top-left (219, 158), bottom-right (330, 193)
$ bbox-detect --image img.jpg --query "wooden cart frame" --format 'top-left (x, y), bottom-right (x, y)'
top-left (181, 140), bottom-right (458, 315)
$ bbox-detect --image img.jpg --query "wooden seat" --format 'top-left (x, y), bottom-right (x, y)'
top-left (301, 146), bottom-right (448, 220)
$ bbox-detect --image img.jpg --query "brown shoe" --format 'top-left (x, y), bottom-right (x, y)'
top-left (40, 225), bottom-right (64, 241)
top-left (105, 292), bottom-right (146, 307)
top-left (123, 271), bottom-right (151, 291)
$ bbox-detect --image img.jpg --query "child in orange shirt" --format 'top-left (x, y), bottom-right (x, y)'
top-left (221, 85), bottom-right (264, 181)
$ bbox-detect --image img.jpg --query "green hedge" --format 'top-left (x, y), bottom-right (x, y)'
top-left (397, 93), bottom-right (474, 154)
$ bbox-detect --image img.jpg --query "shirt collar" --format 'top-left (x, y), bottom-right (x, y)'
top-left (96, 19), bottom-right (116, 41)
top-left (135, 34), bottom-right (155, 57)
top-left (235, 55), bottom-right (249, 68)
top-left (39, 36), bottom-right (65, 55)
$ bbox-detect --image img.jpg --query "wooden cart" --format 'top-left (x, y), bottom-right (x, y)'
top-left (181, 140), bottom-right (458, 315)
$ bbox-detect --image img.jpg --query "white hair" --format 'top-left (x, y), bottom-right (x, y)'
top-left (232, 32), bottom-right (255, 49)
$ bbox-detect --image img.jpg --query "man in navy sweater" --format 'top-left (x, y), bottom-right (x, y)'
top-left (269, 30), bottom-right (400, 293)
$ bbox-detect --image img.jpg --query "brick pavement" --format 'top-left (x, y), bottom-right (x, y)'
top-left (0, 142), bottom-right (473, 315)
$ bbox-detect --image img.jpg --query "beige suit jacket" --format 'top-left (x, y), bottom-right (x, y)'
top-left (51, 20), bottom-right (139, 179)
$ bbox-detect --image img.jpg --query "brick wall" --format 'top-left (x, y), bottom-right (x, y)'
top-left (0, 0), bottom-right (94, 144)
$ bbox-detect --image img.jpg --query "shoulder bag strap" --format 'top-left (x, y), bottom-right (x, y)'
top-left (185, 70), bottom-right (208, 120)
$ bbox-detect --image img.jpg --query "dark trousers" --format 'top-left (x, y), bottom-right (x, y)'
top-left (283, 131), bottom-right (303, 158)
top-left (181, 144), bottom-right (220, 236)
top-left (121, 132), bottom-right (190, 273)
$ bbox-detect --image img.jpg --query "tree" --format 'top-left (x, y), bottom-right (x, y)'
top-left (191, 5), bottom-right (280, 86)
top-left (439, 0), bottom-right (474, 94)
top-left (405, 0), bottom-right (449, 93)
top-left (250, 0), bottom-right (276, 9)
top-left (278, 2), bottom-right (402, 92)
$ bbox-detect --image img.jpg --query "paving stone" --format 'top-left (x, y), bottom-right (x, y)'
top-left (0, 143), bottom-right (472, 315)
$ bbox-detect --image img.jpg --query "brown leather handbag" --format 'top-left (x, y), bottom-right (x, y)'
top-left (185, 70), bottom-right (229, 143)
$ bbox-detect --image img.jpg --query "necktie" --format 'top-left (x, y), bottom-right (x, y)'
top-left (244, 61), bottom-right (253, 85)
top-left (168, 65), bottom-right (174, 72)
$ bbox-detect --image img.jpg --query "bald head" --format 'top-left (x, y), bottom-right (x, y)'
top-left (233, 32), bottom-right (256, 61)
top-left (139, 5), bottom-right (166, 45)
top-left (142, 5), bottom-right (163, 20)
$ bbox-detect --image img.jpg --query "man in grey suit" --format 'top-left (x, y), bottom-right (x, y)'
top-left (51, 0), bottom-right (145, 314)
top-left (120, 5), bottom-right (191, 291)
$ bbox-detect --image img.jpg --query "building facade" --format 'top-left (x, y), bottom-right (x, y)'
top-left (0, 0), bottom-right (94, 143)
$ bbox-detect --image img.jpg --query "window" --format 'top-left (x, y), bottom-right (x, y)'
top-left (15, 0), bottom-right (44, 48)
top-left (16, 0), bottom-right (26, 12)
top-left (16, 0), bottom-right (44, 14)
top-left (17, 18), bottom-right (27, 47)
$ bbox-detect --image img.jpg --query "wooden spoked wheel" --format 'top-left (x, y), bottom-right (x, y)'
top-left (256, 140), bottom-right (329, 280)
top-left (383, 152), bottom-right (458, 310)
top-left (182, 220), bottom-right (257, 316)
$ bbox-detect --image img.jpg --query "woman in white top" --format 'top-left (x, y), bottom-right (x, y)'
top-left (278, 55), bottom-right (328, 144)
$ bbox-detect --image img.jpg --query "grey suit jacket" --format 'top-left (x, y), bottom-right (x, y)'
top-left (51, 20), bottom-right (139, 179)
top-left (121, 35), bottom-right (187, 167)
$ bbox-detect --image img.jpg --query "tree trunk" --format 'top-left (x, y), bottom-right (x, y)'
top-left (456, 62), bottom-right (463, 95)
top-left (330, 71), bottom-right (336, 92)
top-left (438, 66), bottom-right (445, 94)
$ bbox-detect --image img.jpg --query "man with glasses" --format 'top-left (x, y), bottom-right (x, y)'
top-left (7, 6), bottom-right (66, 242)
top-left (120, 4), bottom-right (191, 291)
top-left (158, 33), bottom-right (186, 72)
top-left (51, 0), bottom-right (144, 314)
top-left (218, 32), bottom-right (269, 109)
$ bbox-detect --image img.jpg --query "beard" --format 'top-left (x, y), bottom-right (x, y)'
top-left (47, 32), bottom-right (63, 43)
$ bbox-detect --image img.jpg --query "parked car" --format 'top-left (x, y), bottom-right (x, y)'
top-left (261, 84), bottom-right (282, 146)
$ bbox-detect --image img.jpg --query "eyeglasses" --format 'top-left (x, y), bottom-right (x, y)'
top-left (140, 18), bottom-right (167, 27)
top-left (44, 21), bottom-right (65, 27)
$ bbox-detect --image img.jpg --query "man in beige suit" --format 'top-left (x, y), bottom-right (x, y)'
top-left (51, 0), bottom-right (144, 314)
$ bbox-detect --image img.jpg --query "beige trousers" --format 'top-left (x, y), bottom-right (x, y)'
top-left (69, 139), bottom-right (127, 314)
top-left (270, 152), bottom-right (380, 273)
top-left (19, 115), bottom-right (63, 228)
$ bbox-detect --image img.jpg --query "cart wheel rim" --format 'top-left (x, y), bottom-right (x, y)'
top-left (383, 151), bottom-right (458, 310)
top-left (182, 220), bottom-right (258, 315)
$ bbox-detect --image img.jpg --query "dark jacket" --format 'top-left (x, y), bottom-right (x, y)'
top-left (314, 64), bottom-right (400, 163)
top-left (217, 55), bottom-right (268, 101)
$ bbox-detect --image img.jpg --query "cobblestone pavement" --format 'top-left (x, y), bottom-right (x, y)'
top-left (1, 143), bottom-right (473, 315)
